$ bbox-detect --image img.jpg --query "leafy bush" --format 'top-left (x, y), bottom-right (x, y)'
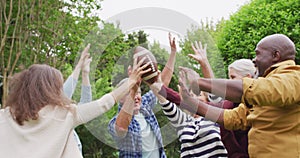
top-left (217, 0), bottom-right (300, 71)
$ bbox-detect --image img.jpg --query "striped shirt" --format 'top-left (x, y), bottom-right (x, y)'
top-left (161, 101), bottom-right (227, 158)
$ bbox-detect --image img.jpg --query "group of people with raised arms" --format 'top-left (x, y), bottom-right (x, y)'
top-left (0, 33), bottom-right (299, 158)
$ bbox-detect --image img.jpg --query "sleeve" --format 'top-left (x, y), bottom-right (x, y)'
top-left (209, 100), bottom-right (235, 109)
top-left (223, 103), bottom-right (250, 131)
top-left (79, 85), bottom-right (92, 104)
top-left (142, 90), bottom-right (157, 109)
top-left (242, 67), bottom-right (300, 107)
top-left (159, 85), bottom-right (181, 105)
top-left (108, 116), bottom-right (118, 137)
top-left (207, 94), bottom-right (223, 104)
top-left (74, 93), bottom-right (115, 126)
top-left (160, 101), bottom-right (192, 129)
top-left (63, 76), bottom-right (78, 99)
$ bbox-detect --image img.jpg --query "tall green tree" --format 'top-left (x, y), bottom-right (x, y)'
top-left (216, 0), bottom-right (300, 70)
top-left (0, 0), bottom-right (100, 106)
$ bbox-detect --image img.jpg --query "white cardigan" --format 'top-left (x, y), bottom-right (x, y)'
top-left (0, 94), bottom-right (115, 158)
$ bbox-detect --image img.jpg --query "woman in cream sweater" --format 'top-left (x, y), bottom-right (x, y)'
top-left (0, 57), bottom-right (150, 158)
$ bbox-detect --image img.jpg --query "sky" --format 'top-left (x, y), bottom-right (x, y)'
top-left (97, 0), bottom-right (250, 50)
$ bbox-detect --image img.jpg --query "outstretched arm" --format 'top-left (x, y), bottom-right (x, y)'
top-left (178, 71), bottom-right (225, 124)
top-left (179, 71), bottom-right (250, 130)
top-left (75, 58), bottom-right (151, 126)
top-left (161, 33), bottom-right (177, 86)
top-left (179, 63), bottom-right (243, 103)
top-left (191, 77), bottom-right (243, 103)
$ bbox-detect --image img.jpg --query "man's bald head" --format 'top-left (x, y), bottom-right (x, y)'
top-left (257, 34), bottom-right (296, 61)
top-left (253, 34), bottom-right (297, 77)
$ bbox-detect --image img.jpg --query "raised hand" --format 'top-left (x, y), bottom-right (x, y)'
top-left (179, 66), bottom-right (202, 95)
top-left (178, 70), bottom-right (193, 100)
top-left (149, 72), bottom-right (163, 93)
top-left (78, 44), bottom-right (91, 68)
top-left (82, 54), bottom-right (92, 74)
top-left (188, 41), bottom-right (208, 65)
top-left (129, 57), bottom-right (151, 86)
top-left (169, 32), bottom-right (176, 53)
top-left (179, 66), bottom-right (200, 85)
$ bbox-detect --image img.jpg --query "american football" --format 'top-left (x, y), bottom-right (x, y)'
top-left (133, 46), bottom-right (158, 84)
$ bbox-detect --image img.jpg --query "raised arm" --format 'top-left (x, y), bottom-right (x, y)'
top-left (79, 54), bottom-right (92, 104)
top-left (161, 33), bottom-right (177, 86)
top-left (74, 58), bottom-right (151, 126)
top-left (189, 41), bottom-right (214, 78)
top-left (63, 44), bottom-right (90, 98)
top-left (114, 84), bottom-right (139, 137)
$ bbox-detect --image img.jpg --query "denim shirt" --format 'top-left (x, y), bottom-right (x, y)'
top-left (108, 91), bottom-right (166, 158)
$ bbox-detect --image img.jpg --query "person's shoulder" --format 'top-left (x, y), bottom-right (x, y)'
top-left (0, 108), bottom-right (8, 123)
top-left (39, 104), bottom-right (77, 121)
top-left (274, 60), bottom-right (300, 71)
top-left (141, 90), bottom-right (156, 100)
top-left (142, 90), bottom-right (154, 96)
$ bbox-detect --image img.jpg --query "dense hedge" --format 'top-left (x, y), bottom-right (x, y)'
top-left (217, 0), bottom-right (300, 70)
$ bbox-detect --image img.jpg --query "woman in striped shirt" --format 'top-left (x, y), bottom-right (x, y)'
top-left (150, 76), bottom-right (227, 158)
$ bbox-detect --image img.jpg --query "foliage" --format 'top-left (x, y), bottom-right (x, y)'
top-left (5, 0), bottom-right (300, 157)
top-left (0, 0), bottom-right (100, 106)
top-left (180, 25), bottom-right (227, 78)
top-left (216, 0), bottom-right (300, 72)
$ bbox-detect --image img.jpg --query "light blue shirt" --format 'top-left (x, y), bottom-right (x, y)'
top-left (135, 112), bottom-right (160, 158)
top-left (63, 76), bottom-right (92, 154)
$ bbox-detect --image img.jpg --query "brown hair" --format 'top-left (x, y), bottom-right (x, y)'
top-left (6, 64), bottom-right (72, 125)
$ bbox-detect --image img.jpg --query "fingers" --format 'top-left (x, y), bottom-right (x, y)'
top-left (178, 72), bottom-right (188, 92)
top-left (82, 44), bottom-right (91, 57)
top-left (177, 84), bottom-right (181, 93)
top-left (86, 57), bottom-right (92, 63)
top-left (136, 57), bottom-right (147, 68)
top-left (133, 61), bottom-right (151, 77)
top-left (191, 42), bottom-right (197, 53)
top-left (140, 67), bottom-right (151, 76)
top-left (194, 41), bottom-right (200, 50)
top-left (139, 62), bottom-right (150, 71)
top-left (188, 54), bottom-right (196, 60)
top-left (169, 33), bottom-right (177, 52)
top-left (192, 41), bottom-right (206, 51)
top-left (199, 41), bottom-right (203, 50)
top-left (179, 70), bottom-right (187, 84)
top-left (83, 44), bottom-right (91, 52)
top-left (179, 66), bottom-right (191, 73)
top-left (86, 43), bottom-right (91, 49)
top-left (127, 65), bottom-right (132, 76)
top-left (169, 32), bottom-right (172, 45)
top-left (133, 57), bottom-right (138, 69)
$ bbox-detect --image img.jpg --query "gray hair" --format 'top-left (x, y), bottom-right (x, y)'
top-left (228, 59), bottom-right (256, 77)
